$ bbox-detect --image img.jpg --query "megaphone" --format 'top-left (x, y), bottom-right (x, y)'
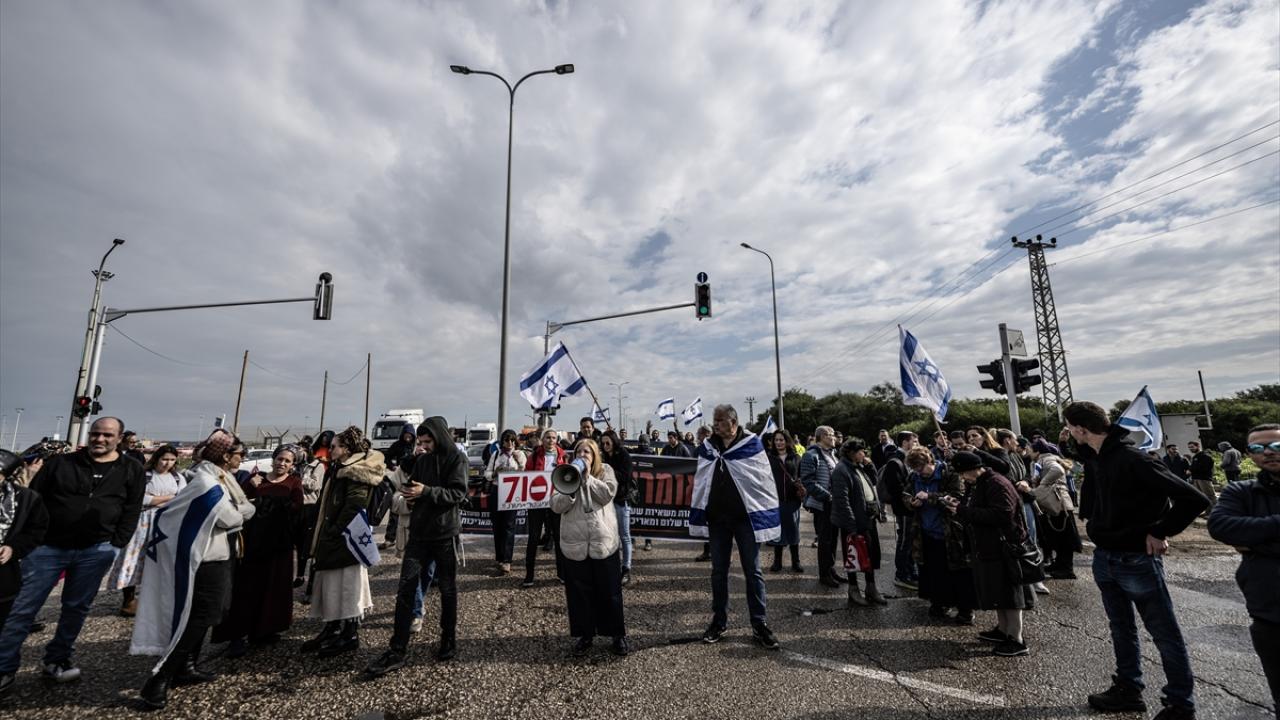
top-left (551, 458), bottom-right (588, 496)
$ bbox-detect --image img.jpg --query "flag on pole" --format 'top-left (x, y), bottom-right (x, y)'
top-left (899, 326), bottom-right (952, 422)
top-left (681, 397), bottom-right (704, 427)
top-left (656, 398), bottom-right (675, 420)
top-left (761, 416), bottom-right (777, 435)
top-left (343, 508), bottom-right (381, 567)
top-left (519, 342), bottom-right (588, 411)
top-left (592, 403), bottom-right (611, 426)
top-left (1117, 385), bottom-right (1163, 451)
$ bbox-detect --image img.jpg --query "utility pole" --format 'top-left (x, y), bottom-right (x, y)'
top-left (11, 408), bottom-right (25, 450)
top-left (745, 396), bottom-right (756, 425)
top-left (1012, 235), bottom-right (1073, 422)
top-left (319, 371), bottom-right (329, 431)
top-left (363, 353), bottom-right (371, 435)
top-left (232, 350), bottom-right (249, 435)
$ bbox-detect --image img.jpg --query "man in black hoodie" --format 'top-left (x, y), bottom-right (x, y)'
top-left (365, 417), bottom-right (468, 677)
top-left (1062, 401), bottom-right (1208, 720)
top-left (0, 417), bottom-right (144, 688)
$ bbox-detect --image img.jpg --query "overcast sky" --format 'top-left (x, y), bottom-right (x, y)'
top-left (1, 0), bottom-right (1277, 445)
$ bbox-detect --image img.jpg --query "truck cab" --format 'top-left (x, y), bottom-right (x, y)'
top-left (467, 423), bottom-right (498, 449)
top-left (371, 408), bottom-right (425, 451)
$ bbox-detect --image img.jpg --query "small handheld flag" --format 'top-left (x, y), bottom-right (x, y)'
top-left (1117, 386), bottom-right (1163, 451)
top-left (656, 398), bottom-right (675, 420)
top-left (682, 397), bottom-right (704, 427)
top-left (343, 508), bottom-right (381, 567)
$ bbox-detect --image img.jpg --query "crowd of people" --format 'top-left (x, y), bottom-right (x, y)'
top-left (0, 405), bottom-right (1275, 719)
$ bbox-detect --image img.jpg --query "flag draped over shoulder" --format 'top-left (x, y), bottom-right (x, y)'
top-left (129, 472), bottom-right (225, 672)
top-left (519, 342), bottom-right (587, 411)
top-left (689, 432), bottom-right (781, 543)
top-left (899, 326), bottom-right (952, 422)
top-left (1117, 385), bottom-right (1163, 451)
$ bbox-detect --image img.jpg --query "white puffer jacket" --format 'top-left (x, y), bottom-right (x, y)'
top-left (551, 464), bottom-right (619, 561)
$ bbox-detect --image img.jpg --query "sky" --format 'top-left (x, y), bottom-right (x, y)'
top-left (1, 0), bottom-right (1277, 446)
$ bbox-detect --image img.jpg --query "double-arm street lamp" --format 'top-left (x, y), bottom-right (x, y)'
top-left (740, 243), bottom-right (784, 431)
top-left (450, 62), bottom-right (574, 434)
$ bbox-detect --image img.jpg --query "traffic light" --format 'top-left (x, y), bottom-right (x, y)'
top-left (694, 281), bottom-right (712, 320)
top-left (314, 272), bottom-right (334, 321)
top-left (73, 396), bottom-right (93, 418)
top-left (1011, 357), bottom-right (1042, 394)
top-left (977, 360), bottom-right (1006, 395)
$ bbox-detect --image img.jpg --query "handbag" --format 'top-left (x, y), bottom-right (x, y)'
top-left (843, 532), bottom-right (871, 572)
top-left (1003, 534), bottom-right (1046, 584)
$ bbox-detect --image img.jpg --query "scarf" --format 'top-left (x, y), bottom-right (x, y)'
top-left (689, 431), bottom-right (781, 543)
top-left (0, 480), bottom-right (16, 545)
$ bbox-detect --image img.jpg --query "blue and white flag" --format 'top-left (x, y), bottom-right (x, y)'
top-left (899, 326), bottom-right (952, 422)
top-left (592, 403), bottom-right (611, 426)
top-left (656, 397), bottom-right (675, 420)
top-left (681, 397), bottom-right (704, 427)
top-left (1117, 385), bottom-right (1162, 451)
top-left (689, 432), bottom-right (780, 543)
top-left (761, 415), bottom-right (777, 436)
top-left (519, 342), bottom-right (588, 411)
top-left (343, 508), bottom-right (381, 567)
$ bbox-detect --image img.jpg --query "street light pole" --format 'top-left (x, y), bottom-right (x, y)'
top-left (11, 408), bottom-right (24, 450)
top-left (740, 243), bottom-right (785, 431)
top-left (54, 415), bottom-right (64, 441)
top-left (451, 62), bottom-right (574, 436)
top-left (609, 381), bottom-right (630, 434)
top-left (68, 239), bottom-right (125, 444)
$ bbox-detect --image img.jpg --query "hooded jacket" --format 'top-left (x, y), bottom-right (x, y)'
top-left (1078, 425), bottom-right (1209, 553)
top-left (407, 416), bottom-right (468, 545)
top-left (31, 449), bottom-right (146, 549)
top-left (1207, 470), bottom-right (1280, 623)
top-left (311, 448), bottom-right (385, 571)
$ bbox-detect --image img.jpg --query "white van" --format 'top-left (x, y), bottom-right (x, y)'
top-left (466, 422), bottom-right (497, 449)
top-left (371, 408), bottom-right (425, 450)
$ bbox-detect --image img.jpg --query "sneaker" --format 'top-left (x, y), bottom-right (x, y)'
top-left (893, 577), bottom-right (918, 591)
top-left (1152, 705), bottom-right (1196, 720)
top-left (977, 627), bottom-right (1008, 643)
top-left (1032, 581), bottom-right (1050, 595)
top-left (993, 639), bottom-right (1029, 657)
top-left (0, 673), bottom-right (14, 698)
top-left (701, 622), bottom-right (725, 644)
top-left (410, 618), bottom-right (423, 634)
top-left (621, 570), bottom-right (632, 586)
top-left (42, 660), bottom-right (81, 683)
top-left (1087, 680), bottom-right (1148, 713)
top-left (643, 540), bottom-right (653, 551)
top-left (364, 649), bottom-right (407, 678)
top-left (752, 623), bottom-right (780, 651)
top-left (572, 636), bottom-right (594, 656)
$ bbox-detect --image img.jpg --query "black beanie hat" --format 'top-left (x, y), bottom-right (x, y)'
top-left (950, 451), bottom-right (984, 473)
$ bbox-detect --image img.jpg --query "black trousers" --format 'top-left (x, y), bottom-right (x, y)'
top-left (296, 504), bottom-right (321, 577)
top-left (524, 509), bottom-right (563, 580)
top-left (813, 507), bottom-right (840, 579)
top-left (489, 490), bottom-right (515, 564)
top-left (1252, 617), bottom-right (1280, 708)
top-left (390, 540), bottom-right (457, 652)
top-left (563, 551), bottom-right (625, 639)
top-left (159, 560), bottom-right (231, 676)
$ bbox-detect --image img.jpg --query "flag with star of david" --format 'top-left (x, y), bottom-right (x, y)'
top-left (1117, 385), bottom-right (1162, 451)
top-left (343, 508), bottom-right (381, 567)
top-left (519, 341), bottom-right (588, 411)
top-left (899, 325), bottom-right (952, 422)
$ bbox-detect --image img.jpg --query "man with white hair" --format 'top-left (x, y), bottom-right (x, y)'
top-left (800, 426), bottom-right (841, 587)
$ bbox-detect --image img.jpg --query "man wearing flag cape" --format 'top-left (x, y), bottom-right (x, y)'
top-left (132, 430), bottom-right (255, 711)
top-left (689, 404), bottom-right (782, 650)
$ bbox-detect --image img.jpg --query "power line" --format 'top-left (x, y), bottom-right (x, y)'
top-left (330, 360), bottom-right (368, 386)
top-left (107, 325), bottom-right (218, 368)
top-left (247, 359), bottom-right (312, 384)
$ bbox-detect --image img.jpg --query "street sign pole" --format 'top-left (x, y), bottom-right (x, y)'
top-left (998, 323), bottom-right (1022, 437)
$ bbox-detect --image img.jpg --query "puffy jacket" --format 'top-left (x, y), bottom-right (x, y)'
top-left (407, 417), bottom-right (468, 545)
top-left (1030, 453), bottom-right (1075, 514)
top-left (311, 450), bottom-right (385, 570)
top-left (552, 464), bottom-right (620, 561)
top-left (799, 445), bottom-right (836, 511)
top-left (1208, 472), bottom-right (1280, 624)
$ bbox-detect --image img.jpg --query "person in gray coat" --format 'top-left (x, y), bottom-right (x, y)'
top-left (800, 426), bottom-right (841, 587)
top-left (829, 439), bottom-right (885, 607)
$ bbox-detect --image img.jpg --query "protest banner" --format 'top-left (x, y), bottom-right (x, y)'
top-left (495, 471), bottom-right (553, 512)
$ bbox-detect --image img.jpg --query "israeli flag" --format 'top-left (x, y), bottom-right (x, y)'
top-left (592, 403), bottom-right (611, 425)
top-left (519, 342), bottom-right (588, 411)
top-left (1117, 385), bottom-right (1163, 451)
top-left (899, 326), bottom-right (952, 422)
top-left (343, 508), bottom-right (381, 567)
top-left (682, 397), bottom-right (704, 427)
top-left (761, 415), bottom-right (777, 435)
top-left (656, 398), bottom-right (675, 420)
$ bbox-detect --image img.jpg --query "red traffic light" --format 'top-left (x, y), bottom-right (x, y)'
top-left (73, 396), bottom-right (93, 418)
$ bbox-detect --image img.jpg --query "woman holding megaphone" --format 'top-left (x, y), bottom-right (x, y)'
top-left (552, 439), bottom-right (629, 657)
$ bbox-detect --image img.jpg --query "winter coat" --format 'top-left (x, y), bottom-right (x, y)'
top-left (958, 470), bottom-right (1027, 562)
top-left (799, 444), bottom-right (836, 511)
top-left (300, 455), bottom-right (327, 506)
top-left (526, 445), bottom-right (567, 472)
top-left (1029, 453), bottom-right (1075, 514)
top-left (184, 461), bottom-right (255, 562)
top-left (406, 416), bottom-right (468, 545)
top-left (1220, 447), bottom-right (1243, 473)
top-left (0, 481), bottom-right (49, 602)
top-left (1163, 453), bottom-right (1191, 479)
top-left (830, 459), bottom-right (879, 535)
top-left (30, 449), bottom-right (146, 549)
top-left (310, 450), bottom-right (385, 571)
top-left (1189, 450), bottom-right (1215, 482)
top-left (552, 465), bottom-right (620, 561)
top-left (1208, 471), bottom-right (1280, 624)
top-left (909, 463), bottom-right (971, 570)
top-left (603, 446), bottom-right (635, 506)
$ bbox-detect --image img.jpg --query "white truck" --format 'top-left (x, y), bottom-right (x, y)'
top-left (466, 422), bottom-right (498, 449)
top-left (371, 408), bottom-right (425, 451)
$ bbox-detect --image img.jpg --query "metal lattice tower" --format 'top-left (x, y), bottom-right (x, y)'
top-left (1012, 235), bottom-right (1073, 421)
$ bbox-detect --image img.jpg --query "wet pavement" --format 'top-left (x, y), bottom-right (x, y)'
top-left (0, 519), bottom-right (1272, 719)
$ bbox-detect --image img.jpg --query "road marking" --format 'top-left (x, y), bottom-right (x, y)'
top-left (783, 650), bottom-right (1007, 707)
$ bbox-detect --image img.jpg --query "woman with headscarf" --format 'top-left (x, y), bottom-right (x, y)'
top-left (115, 445), bottom-right (185, 617)
top-left (600, 431), bottom-right (636, 586)
top-left (214, 444), bottom-right (304, 656)
top-left (486, 429), bottom-right (526, 577)
top-left (135, 430), bottom-right (255, 710)
top-left (830, 439), bottom-right (886, 606)
top-left (0, 449), bottom-right (48, 630)
top-left (1023, 439), bottom-right (1079, 579)
top-left (301, 427), bottom-right (384, 658)
top-left (765, 429), bottom-right (804, 573)
top-left (942, 451), bottom-right (1034, 657)
top-left (296, 430), bottom-right (333, 597)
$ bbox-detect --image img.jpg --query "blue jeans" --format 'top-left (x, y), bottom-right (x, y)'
top-left (708, 519), bottom-right (767, 629)
top-left (1092, 549), bottom-right (1195, 709)
top-left (411, 558), bottom-right (438, 619)
top-left (1022, 501), bottom-right (1038, 546)
top-left (0, 542), bottom-right (119, 673)
top-left (893, 514), bottom-right (918, 582)
top-left (615, 504), bottom-right (633, 571)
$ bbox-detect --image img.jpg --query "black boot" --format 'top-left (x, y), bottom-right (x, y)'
top-left (172, 644), bottom-right (215, 686)
top-left (769, 546), bottom-right (783, 572)
top-left (139, 670), bottom-right (171, 711)
top-left (789, 545), bottom-right (804, 572)
top-left (864, 573), bottom-right (888, 605)
top-left (318, 618), bottom-right (359, 657)
top-left (436, 634), bottom-right (457, 662)
top-left (300, 621), bottom-right (341, 654)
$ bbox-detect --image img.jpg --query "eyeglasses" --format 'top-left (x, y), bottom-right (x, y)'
top-left (1247, 441), bottom-right (1280, 454)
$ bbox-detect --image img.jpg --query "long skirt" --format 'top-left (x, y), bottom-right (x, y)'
top-left (972, 556), bottom-right (1035, 610)
top-left (212, 548), bottom-right (295, 642)
top-left (768, 501), bottom-right (802, 547)
top-left (917, 535), bottom-right (977, 611)
top-left (310, 565), bottom-right (373, 622)
top-left (562, 551), bottom-right (625, 639)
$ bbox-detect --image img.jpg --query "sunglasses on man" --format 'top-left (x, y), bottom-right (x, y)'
top-left (1247, 441), bottom-right (1280, 454)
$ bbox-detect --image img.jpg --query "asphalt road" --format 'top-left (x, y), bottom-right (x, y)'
top-left (1, 520), bottom-right (1272, 720)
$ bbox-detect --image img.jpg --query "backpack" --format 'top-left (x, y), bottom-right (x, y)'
top-left (368, 474), bottom-right (396, 526)
top-left (876, 458), bottom-right (905, 509)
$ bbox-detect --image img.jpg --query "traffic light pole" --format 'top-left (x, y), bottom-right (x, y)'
top-left (998, 323), bottom-right (1021, 437)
